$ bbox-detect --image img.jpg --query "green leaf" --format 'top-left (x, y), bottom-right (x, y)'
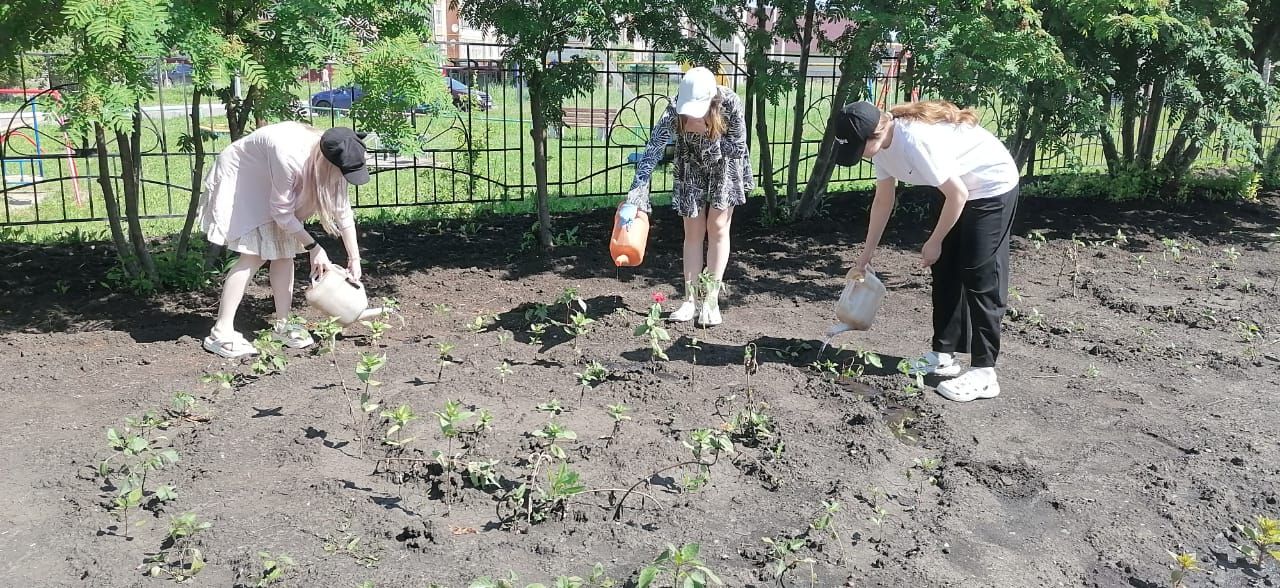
top-left (680, 543), bottom-right (700, 561)
top-left (637, 566), bottom-right (657, 588)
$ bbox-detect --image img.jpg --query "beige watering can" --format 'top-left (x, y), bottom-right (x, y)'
top-left (823, 266), bottom-right (887, 347)
top-left (304, 264), bottom-right (383, 325)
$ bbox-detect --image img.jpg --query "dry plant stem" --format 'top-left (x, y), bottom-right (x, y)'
top-left (611, 457), bottom-right (719, 521)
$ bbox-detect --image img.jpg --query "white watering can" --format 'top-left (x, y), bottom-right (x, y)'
top-left (822, 266), bottom-right (887, 349)
top-left (305, 264), bottom-right (383, 325)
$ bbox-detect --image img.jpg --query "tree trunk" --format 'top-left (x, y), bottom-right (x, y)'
top-left (1136, 75), bottom-right (1166, 169)
top-left (177, 86), bottom-right (207, 260)
top-left (783, 0), bottom-right (817, 206)
top-left (117, 108), bottom-right (158, 283)
top-left (1159, 105), bottom-right (1214, 181)
top-left (755, 89), bottom-right (779, 216)
top-left (94, 123), bottom-right (139, 277)
top-left (527, 69), bottom-right (555, 252)
top-left (1120, 94), bottom-right (1137, 167)
top-left (793, 56), bottom-right (859, 219)
top-left (748, 0), bottom-right (778, 216)
top-left (1099, 124), bottom-right (1121, 176)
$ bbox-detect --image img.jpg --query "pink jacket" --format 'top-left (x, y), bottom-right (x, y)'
top-left (199, 122), bottom-right (355, 244)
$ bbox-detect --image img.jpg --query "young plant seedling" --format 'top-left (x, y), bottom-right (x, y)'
top-left (1028, 230), bottom-right (1047, 249)
top-left (167, 391), bottom-right (209, 423)
top-left (810, 500), bottom-right (843, 543)
top-left (504, 460), bottom-right (586, 528)
top-left (524, 302), bottom-right (550, 325)
top-left (681, 429), bottom-right (734, 492)
top-left (555, 287), bottom-right (587, 324)
top-left (637, 543), bottom-right (723, 588)
top-left (381, 405), bottom-right (419, 449)
top-left (563, 311), bottom-right (595, 355)
top-left (199, 371), bottom-right (236, 390)
top-left (574, 361), bottom-right (609, 400)
top-left (251, 329), bottom-right (288, 375)
top-left (909, 457), bottom-right (942, 492)
top-left (530, 422), bottom-right (578, 460)
top-left (429, 400), bottom-right (478, 502)
top-left (743, 343), bottom-right (759, 401)
top-left (253, 551), bottom-right (295, 587)
top-left (1161, 237), bottom-right (1184, 262)
top-left (145, 513), bottom-right (212, 581)
top-left (436, 342), bottom-right (457, 382)
top-left (100, 421), bottom-right (180, 539)
top-left (360, 317), bottom-right (391, 344)
top-left (1237, 321), bottom-right (1261, 343)
top-left (761, 535), bottom-right (816, 587)
top-left (1233, 515), bottom-right (1280, 568)
top-left (352, 352), bottom-right (388, 451)
top-left (1168, 551), bottom-right (1203, 588)
top-left (535, 400), bottom-right (565, 416)
top-left (603, 404), bottom-right (631, 447)
top-left (313, 317), bottom-right (343, 355)
top-left (496, 360), bottom-right (514, 383)
top-left (528, 323), bottom-right (548, 347)
top-left (634, 296), bottom-right (671, 370)
top-left (864, 486), bottom-right (892, 543)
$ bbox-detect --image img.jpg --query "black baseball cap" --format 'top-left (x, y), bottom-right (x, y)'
top-left (320, 127), bottom-right (370, 186)
top-left (832, 101), bottom-right (883, 167)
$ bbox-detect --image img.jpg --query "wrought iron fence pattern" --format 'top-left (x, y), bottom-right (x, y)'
top-left (1, 43), bottom-right (1277, 227)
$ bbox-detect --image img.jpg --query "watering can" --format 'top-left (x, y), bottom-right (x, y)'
top-left (833, 266), bottom-right (886, 331)
top-left (305, 264), bottom-right (383, 325)
top-left (609, 204), bottom-right (649, 267)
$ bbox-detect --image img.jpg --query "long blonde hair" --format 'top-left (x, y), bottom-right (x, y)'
top-left (676, 90), bottom-right (727, 140)
top-left (888, 100), bottom-right (978, 126)
top-left (298, 138), bottom-right (349, 236)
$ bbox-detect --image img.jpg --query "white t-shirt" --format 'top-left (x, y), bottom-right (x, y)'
top-left (872, 119), bottom-right (1019, 199)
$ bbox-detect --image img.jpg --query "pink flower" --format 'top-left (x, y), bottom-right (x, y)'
top-left (651, 292), bottom-right (667, 304)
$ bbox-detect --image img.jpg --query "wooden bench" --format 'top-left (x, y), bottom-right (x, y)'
top-left (557, 107), bottom-right (618, 140)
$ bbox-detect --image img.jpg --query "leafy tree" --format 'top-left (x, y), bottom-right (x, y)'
top-left (456, 0), bottom-right (628, 252)
top-left (58, 0), bottom-right (171, 285)
top-left (1041, 0), bottom-right (1267, 185)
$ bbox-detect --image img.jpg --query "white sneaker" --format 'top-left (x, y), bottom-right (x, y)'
top-left (669, 300), bottom-right (697, 322)
top-left (906, 351), bottom-right (962, 377)
top-left (272, 318), bottom-right (315, 349)
top-left (698, 296), bottom-right (722, 326)
top-left (936, 368), bottom-right (1001, 402)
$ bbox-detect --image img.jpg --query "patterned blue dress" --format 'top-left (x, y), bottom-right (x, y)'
top-left (624, 86), bottom-right (753, 218)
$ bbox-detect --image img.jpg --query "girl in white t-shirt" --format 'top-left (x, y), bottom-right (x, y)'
top-left (832, 100), bottom-right (1019, 402)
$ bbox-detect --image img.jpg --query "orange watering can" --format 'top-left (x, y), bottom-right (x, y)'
top-left (610, 204), bottom-right (649, 267)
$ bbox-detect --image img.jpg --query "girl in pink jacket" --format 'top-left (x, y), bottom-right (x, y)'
top-left (197, 122), bottom-right (369, 358)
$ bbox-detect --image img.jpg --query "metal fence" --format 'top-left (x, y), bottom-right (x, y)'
top-left (1, 43), bottom-right (1278, 228)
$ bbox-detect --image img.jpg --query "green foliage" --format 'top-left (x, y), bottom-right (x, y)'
top-left (146, 513), bottom-right (212, 581)
top-left (637, 544), bottom-right (723, 588)
top-left (351, 33), bottom-right (449, 151)
top-left (634, 303), bottom-right (671, 364)
top-left (254, 551), bottom-right (295, 587)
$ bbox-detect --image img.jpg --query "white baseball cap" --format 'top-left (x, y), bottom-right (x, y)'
top-left (675, 67), bottom-right (717, 118)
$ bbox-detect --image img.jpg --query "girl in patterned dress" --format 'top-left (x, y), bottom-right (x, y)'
top-left (619, 67), bottom-right (753, 326)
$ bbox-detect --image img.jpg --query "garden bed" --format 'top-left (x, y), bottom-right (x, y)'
top-left (1, 190), bottom-right (1278, 587)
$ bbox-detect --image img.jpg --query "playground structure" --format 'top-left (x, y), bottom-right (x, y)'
top-left (0, 88), bottom-right (83, 206)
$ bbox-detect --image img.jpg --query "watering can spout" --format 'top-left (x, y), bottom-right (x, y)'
top-left (614, 254), bottom-right (630, 266)
top-left (358, 307), bottom-right (383, 322)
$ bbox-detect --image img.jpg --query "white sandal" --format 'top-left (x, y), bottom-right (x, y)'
top-left (202, 331), bottom-right (258, 359)
top-left (907, 351), bottom-right (963, 377)
top-left (936, 369), bottom-right (1001, 402)
top-left (669, 300), bottom-right (698, 322)
top-left (697, 296), bottom-right (722, 326)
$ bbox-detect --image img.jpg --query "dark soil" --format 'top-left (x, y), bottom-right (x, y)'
top-left (2, 190), bottom-right (1279, 587)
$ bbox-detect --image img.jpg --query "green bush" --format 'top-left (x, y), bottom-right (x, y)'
top-left (1025, 167), bottom-right (1262, 203)
top-left (1263, 142), bottom-right (1280, 191)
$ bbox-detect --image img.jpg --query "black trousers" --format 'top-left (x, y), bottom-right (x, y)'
top-left (930, 185), bottom-right (1019, 368)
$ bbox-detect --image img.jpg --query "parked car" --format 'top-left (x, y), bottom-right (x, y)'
top-left (309, 85), bottom-right (363, 111)
top-left (309, 77), bottom-right (494, 113)
top-left (149, 60), bottom-right (193, 86)
top-left (446, 77), bottom-right (494, 112)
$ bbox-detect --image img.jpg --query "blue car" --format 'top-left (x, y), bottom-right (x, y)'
top-left (310, 86), bottom-right (364, 111)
